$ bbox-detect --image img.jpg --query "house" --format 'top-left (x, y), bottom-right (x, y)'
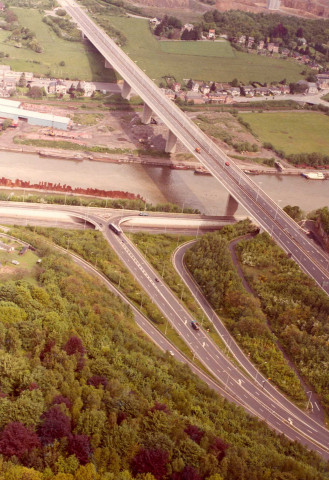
top-left (269, 86), bottom-right (281, 95)
top-left (48, 80), bottom-right (67, 95)
top-left (208, 29), bottom-right (216, 39)
top-left (225, 87), bottom-right (240, 96)
top-left (254, 87), bottom-right (269, 96)
top-left (149, 17), bottom-right (161, 26)
top-left (306, 82), bottom-right (318, 95)
top-left (316, 73), bottom-right (329, 89)
top-left (215, 88), bottom-right (227, 96)
top-left (247, 36), bottom-right (254, 48)
top-left (298, 37), bottom-right (307, 45)
top-left (190, 81), bottom-right (200, 92)
top-left (200, 83), bottom-right (210, 94)
top-left (280, 85), bottom-right (290, 94)
top-left (297, 80), bottom-right (318, 95)
top-left (0, 2), bottom-right (5, 11)
top-left (281, 48), bottom-right (290, 56)
top-left (267, 43), bottom-right (279, 53)
top-left (183, 23), bottom-right (194, 32)
top-left (160, 88), bottom-right (175, 100)
top-left (241, 85), bottom-right (255, 97)
top-left (238, 35), bottom-right (246, 44)
top-left (257, 40), bottom-right (265, 50)
top-left (80, 81), bottom-right (96, 97)
top-left (171, 82), bottom-right (181, 93)
top-left (185, 92), bottom-right (206, 104)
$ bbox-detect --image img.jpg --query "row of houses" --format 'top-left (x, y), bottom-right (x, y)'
top-left (0, 65), bottom-right (98, 98)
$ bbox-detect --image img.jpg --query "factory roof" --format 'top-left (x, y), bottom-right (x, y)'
top-left (0, 105), bottom-right (70, 125)
top-left (0, 98), bottom-right (21, 109)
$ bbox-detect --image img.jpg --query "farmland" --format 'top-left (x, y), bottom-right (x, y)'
top-left (0, 8), bottom-right (116, 81)
top-left (239, 112), bottom-right (329, 155)
top-left (107, 16), bottom-right (304, 84)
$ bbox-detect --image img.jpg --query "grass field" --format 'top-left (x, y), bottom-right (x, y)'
top-left (107, 16), bottom-right (305, 84)
top-left (160, 40), bottom-right (234, 58)
top-left (0, 8), bottom-right (116, 81)
top-left (239, 112), bottom-right (329, 155)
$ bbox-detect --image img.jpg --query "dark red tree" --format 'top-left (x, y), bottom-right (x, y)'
top-left (63, 336), bottom-right (85, 356)
top-left (37, 406), bottom-right (71, 445)
top-left (210, 436), bottom-right (229, 462)
top-left (117, 411), bottom-right (128, 425)
top-left (40, 339), bottom-right (56, 361)
top-left (131, 448), bottom-right (169, 480)
top-left (171, 466), bottom-right (202, 480)
top-left (28, 382), bottom-right (39, 391)
top-left (149, 402), bottom-right (169, 414)
top-left (87, 375), bottom-right (107, 388)
top-left (68, 434), bottom-right (92, 465)
top-left (184, 424), bottom-right (204, 444)
top-left (52, 395), bottom-right (72, 410)
top-left (0, 422), bottom-right (40, 459)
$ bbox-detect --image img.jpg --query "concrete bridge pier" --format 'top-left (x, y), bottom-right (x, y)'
top-left (165, 130), bottom-right (177, 153)
top-left (225, 194), bottom-right (239, 216)
top-left (142, 103), bottom-right (153, 125)
top-left (121, 80), bottom-right (132, 100)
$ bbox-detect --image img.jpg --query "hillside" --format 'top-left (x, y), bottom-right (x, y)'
top-left (0, 226), bottom-right (327, 479)
top-left (132, 0), bottom-right (329, 18)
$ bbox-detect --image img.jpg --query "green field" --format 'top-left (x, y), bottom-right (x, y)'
top-left (0, 8), bottom-right (116, 81)
top-left (239, 112), bottom-right (329, 155)
top-left (107, 16), bottom-right (305, 84)
top-left (160, 40), bottom-right (235, 58)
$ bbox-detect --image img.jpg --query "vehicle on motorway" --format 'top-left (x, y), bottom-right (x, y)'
top-left (108, 223), bottom-right (122, 235)
top-left (155, 277), bottom-right (160, 283)
top-left (195, 147), bottom-right (201, 153)
top-left (225, 161), bottom-right (230, 166)
top-left (139, 212), bottom-right (149, 216)
top-left (191, 320), bottom-right (200, 331)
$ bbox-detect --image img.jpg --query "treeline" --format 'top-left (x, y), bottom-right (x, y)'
top-left (236, 233), bottom-right (329, 412)
top-left (286, 152), bottom-right (329, 167)
top-left (0, 226), bottom-right (326, 479)
top-left (0, 191), bottom-right (199, 214)
top-left (184, 225), bottom-right (306, 404)
top-left (315, 206), bottom-right (329, 235)
top-left (201, 9), bottom-right (329, 50)
top-left (43, 15), bottom-right (81, 42)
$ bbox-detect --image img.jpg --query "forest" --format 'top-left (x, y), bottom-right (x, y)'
top-left (0, 226), bottom-right (325, 478)
top-left (201, 9), bottom-right (329, 50)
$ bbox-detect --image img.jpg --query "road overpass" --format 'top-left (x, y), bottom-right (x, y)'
top-left (59, 0), bottom-right (329, 295)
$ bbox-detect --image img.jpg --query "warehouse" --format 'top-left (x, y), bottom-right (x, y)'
top-left (0, 99), bottom-right (70, 130)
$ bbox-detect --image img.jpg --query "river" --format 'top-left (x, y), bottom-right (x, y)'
top-left (0, 151), bottom-right (328, 215)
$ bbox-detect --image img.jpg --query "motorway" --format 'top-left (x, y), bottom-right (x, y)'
top-left (59, 0), bottom-right (329, 296)
top-left (1, 202), bottom-right (329, 458)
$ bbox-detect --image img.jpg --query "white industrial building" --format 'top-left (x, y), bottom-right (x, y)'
top-left (0, 99), bottom-right (70, 130)
top-left (267, 0), bottom-right (280, 10)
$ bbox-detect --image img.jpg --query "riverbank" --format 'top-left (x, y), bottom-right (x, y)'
top-left (3, 144), bottom-right (328, 179)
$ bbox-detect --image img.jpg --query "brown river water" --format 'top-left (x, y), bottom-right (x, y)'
top-left (0, 152), bottom-right (328, 215)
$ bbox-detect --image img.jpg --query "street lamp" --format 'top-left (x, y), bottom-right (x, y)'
top-left (306, 390), bottom-right (313, 410)
top-left (255, 361), bottom-right (267, 383)
top-left (274, 199), bottom-right (282, 220)
top-left (256, 182), bottom-right (263, 202)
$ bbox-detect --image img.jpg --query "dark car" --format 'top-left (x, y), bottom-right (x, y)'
top-left (191, 321), bottom-right (200, 331)
top-left (155, 278), bottom-right (160, 283)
